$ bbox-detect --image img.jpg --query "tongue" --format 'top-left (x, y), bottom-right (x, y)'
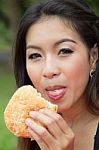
top-left (47, 88), bottom-right (64, 96)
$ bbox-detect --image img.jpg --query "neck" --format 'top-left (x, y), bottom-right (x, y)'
top-left (61, 98), bottom-right (95, 131)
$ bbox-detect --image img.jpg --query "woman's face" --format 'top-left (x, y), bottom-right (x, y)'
top-left (26, 17), bottom-right (90, 113)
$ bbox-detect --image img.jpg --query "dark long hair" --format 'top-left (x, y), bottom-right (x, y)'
top-left (14, 0), bottom-right (99, 149)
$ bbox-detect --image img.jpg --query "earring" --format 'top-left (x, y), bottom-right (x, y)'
top-left (90, 69), bottom-right (95, 79)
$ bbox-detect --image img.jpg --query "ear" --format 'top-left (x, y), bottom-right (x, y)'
top-left (89, 44), bottom-right (98, 70)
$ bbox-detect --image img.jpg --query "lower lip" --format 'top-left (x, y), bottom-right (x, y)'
top-left (46, 88), bottom-right (66, 101)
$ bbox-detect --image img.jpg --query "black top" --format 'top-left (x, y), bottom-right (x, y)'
top-left (94, 123), bottom-right (99, 150)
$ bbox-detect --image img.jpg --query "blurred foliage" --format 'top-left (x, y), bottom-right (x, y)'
top-left (0, 68), bottom-right (16, 150)
top-left (86, 0), bottom-right (99, 15)
top-left (0, 0), bottom-right (99, 50)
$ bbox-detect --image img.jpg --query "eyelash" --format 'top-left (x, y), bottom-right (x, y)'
top-left (28, 53), bottom-right (41, 60)
top-left (58, 48), bottom-right (73, 55)
top-left (28, 48), bottom-right (73, 60)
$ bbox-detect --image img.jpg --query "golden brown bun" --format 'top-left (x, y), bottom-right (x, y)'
top-left (4, 85), bottom-right (58, 138)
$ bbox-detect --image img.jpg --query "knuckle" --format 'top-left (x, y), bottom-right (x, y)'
top-left (55, 114), bottom-right (62, 122)
top-left (69, 132), bottom-right (75, 141)
top-left (47, 119), bottom-right (54, 126)
top-left (67, 133), bottom-right (75, 146)
top-left (44, 118), bottom-right (55, 128)
top-left (39, 128), bottom-right (47, 137)
top-left (71, 132), bottom-right (75, 139)
top-left (62, 132), bottom-right (75, 149)
top-left (62, 137), bottom-right (74, 149)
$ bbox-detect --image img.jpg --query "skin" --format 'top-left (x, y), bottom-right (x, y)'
top-left (25, 16), bottom-right (98, 150)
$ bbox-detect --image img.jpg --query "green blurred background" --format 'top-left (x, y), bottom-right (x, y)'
top-left (0, 0), bottom-right (99, 149)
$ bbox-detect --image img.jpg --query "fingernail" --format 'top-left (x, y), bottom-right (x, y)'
top-left (39, 109), bottom-right (45, 112)
top-left (25, 118), bottom-right (31, 125)
top-left (29, 111), bottom-right (36, 117)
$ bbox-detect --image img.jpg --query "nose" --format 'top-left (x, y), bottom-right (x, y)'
top-left (42, 59), bottom-right (60, 79)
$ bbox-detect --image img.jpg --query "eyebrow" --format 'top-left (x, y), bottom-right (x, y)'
top-left (26, 45), bottom-right (41, 51)
top-left (26, 38), bottom-right (77, 50)
top-left (54, 38), bottom-right (77, 46)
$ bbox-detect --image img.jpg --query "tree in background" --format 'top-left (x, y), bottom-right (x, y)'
top-left (87, 0), bottom-right (99, 15)
top-left (0, 0), bottom-right (99, 49)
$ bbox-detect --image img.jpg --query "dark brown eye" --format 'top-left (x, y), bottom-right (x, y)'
top-left (28, 53), bottom-right (41, 60)
top-left (58, 48), bottom-right (73, 55)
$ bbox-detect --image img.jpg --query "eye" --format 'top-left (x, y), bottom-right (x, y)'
top-left (28, 53), bottom-right (42, 60)
top-left (58, 48), bottom-right (73, 55)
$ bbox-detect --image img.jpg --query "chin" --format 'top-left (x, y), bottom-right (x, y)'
top-left (58, 104), bottom-right (72, 113)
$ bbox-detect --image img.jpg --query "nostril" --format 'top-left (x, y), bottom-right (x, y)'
top-left (53, 73), bottom-right (58, 77)
top-left (42, 63), bottom-right (60, 79)
top-left (43, 72), bottom-right (60, 79)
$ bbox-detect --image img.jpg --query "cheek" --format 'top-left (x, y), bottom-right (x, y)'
top-left (65, 56), bottom-right (90, 91)
top-left (26, 64), bottom-right (41, 87)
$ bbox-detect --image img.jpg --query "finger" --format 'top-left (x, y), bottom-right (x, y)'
top-left (29, 111), bottom-right (62, 138)
top-left (27, 127), bottom-right (49, 150)
top-left (39, 109), bottom-right (72, 134)
top-left (39, 109), bottom-right (75, 149)
top-left (25, 118), bottom-right (55, 147)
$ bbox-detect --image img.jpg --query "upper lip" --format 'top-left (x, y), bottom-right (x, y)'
top-left (45, 85), bottom-right (66, 91)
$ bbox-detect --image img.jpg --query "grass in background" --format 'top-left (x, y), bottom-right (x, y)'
top-left (0, 69), bottom-right (17, 150)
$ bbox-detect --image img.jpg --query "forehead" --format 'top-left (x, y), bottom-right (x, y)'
top-left (26, 16), bottom-right (82, 44)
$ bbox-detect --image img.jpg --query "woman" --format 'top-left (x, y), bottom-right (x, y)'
top-left (14, 0), bottom-right (99, 149)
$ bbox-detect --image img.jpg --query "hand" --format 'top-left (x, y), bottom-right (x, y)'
top-left (25, 108), bottom-right (74, 150)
